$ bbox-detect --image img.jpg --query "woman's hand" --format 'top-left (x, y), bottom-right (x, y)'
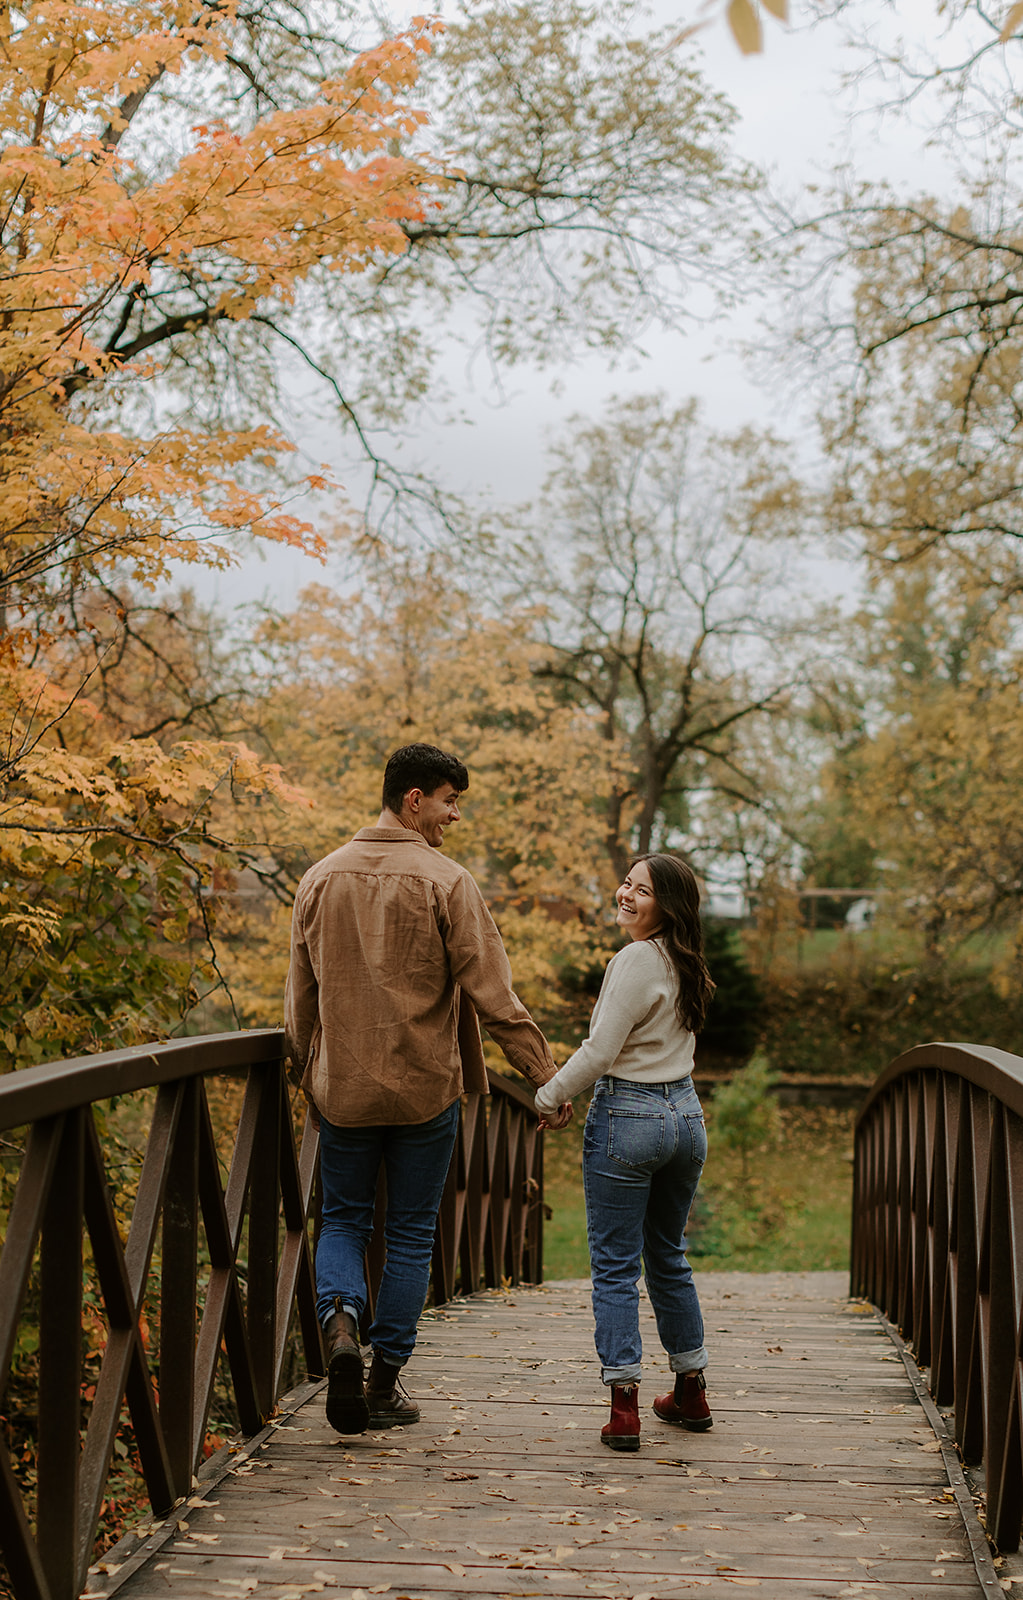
top-left (538, 1101), bottom-right (574, 1131)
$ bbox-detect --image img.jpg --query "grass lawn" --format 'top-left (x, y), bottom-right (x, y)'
top-left (541, 1102), bottom-right (855, 1279)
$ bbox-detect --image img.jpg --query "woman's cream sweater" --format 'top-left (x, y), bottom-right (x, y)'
top-left (534, 937), bottom-right (695, 1115)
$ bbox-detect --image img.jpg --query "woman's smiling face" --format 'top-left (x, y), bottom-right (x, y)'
top-left (615, 860), bottom-right (663, 942)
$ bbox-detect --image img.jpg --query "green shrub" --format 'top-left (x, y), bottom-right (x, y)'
top-left (701, 920), bottom-right (763, 1058)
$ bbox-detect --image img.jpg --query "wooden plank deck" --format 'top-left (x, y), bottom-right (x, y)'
top-left (88, 1273), bottom-right (1000, 1600)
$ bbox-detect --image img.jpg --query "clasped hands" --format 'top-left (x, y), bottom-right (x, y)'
top-left (537, 1101), bottom-right (574, 1131)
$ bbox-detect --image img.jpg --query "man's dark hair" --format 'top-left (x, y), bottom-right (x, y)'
top-left (382, 744), bottom-right (469, 813)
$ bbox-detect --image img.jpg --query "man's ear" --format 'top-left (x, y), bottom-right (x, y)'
top-left (405, 787), bottom-right (423, 813)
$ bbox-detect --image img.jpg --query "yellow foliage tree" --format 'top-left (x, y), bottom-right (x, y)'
top-left (214, 543), bottom-right (617, 1039)
top-left (0, 2), bottom-right (447, 1063)
top-left (810, 570), bottom-right (1023, 977)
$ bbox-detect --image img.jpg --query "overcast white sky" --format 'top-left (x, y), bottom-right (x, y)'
top-left (192, 0), bottom-right (957, 609)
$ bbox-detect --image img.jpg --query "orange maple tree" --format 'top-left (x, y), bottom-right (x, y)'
top-left (0, 0), bottom-right (446, 1062)
top-left (2, 0), bottom-right (444, 590)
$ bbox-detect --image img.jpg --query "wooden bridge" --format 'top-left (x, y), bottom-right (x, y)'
top-left (2, 1034), bottom-right (1023, 1600)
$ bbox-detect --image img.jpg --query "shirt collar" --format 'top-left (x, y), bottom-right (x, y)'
top-left (353, 826), bottom-right (432, 847)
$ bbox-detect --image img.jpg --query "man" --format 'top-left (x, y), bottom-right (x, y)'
top-left (285, 742), bottom-right (572, 1436)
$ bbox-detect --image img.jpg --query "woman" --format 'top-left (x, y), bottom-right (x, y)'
top-left (535, 854), bottom-right (715, 1452)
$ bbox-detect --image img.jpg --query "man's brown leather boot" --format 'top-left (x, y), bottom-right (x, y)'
top-left (365, 1354), bottom-right (421, 1428)
top-left (323, 1299), bottom-right (368, 1434)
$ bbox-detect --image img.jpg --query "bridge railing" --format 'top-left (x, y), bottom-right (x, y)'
top-left (0, 1031), bottom-right (545, 1600)
top-left (852, 1040), bottom-right (1023, 1552)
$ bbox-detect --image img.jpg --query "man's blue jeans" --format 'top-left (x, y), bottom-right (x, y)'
top-left (315, 1100), bottom-right (460, 1367)
top-left (583, 1075), bottom-right (709, 1385)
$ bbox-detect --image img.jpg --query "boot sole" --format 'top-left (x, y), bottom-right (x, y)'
top-left (366, 1409), bottom-right (420, 1429)
top-left (601, 1434), bottom-right (640, 1451)
top-left (653, 1411), bottom-right (714, 1432)
top-left (325, 1348), bottom-right (369, 1434)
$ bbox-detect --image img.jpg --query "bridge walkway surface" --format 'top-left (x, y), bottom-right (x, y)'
top-left (86, 1273), bottom-right (1005, 1600)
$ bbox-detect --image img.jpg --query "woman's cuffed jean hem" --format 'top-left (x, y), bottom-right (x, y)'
top-left (669, 1345), bottom-right (709, 1374)
top-left (601, 1363), bottom-right (643, 1386)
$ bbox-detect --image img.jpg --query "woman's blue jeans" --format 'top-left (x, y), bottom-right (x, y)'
top-left (583, 1075), bottom-right (709, 1385)
top-left (315, 1100), bottom-right (460, 1367)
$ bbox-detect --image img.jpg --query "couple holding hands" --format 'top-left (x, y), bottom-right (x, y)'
top-left (285, 743), bottom-right (715, 1451)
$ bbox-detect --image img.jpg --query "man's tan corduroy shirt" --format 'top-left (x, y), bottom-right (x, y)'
top-left (284, 826), bottom-right (557, 1126)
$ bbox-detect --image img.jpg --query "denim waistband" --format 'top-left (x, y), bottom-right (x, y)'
top-left (596, 1074), bottom-right (696, 1098)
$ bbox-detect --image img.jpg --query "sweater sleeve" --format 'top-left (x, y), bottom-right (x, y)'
top-left (534, 944), bottom-right (659, 1113)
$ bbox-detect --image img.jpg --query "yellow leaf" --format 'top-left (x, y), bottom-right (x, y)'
top-left (727, 0), bottom-right (763, 53)
top-left (761, 0), bottom-right (787, 17)
top-left (1001, 2), bottom-right (1023, 41)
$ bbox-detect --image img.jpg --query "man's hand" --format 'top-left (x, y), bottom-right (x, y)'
top-left (538, 1101), bottom-right (574, 1131)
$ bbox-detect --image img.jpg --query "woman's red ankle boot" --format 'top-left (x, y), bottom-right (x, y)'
top-left (601, 1383), bottom-right (641, 1451)
top-left (653, 1370), bottom-right (713, 1431)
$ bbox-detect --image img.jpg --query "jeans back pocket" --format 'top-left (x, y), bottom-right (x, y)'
top-left (607, 1108), bottom-right (667, 1169)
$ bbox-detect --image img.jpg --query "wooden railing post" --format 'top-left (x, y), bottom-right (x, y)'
top-left (36, 1112), bottom-right (84, 1600)
top-left (245, 1063), bottom-right (282, 1421)
top-left (160, 1077), bottom-right (201, 1500)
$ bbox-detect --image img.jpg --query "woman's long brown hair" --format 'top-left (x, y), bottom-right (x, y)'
top-left (630, 853), bottom-right (716, 1034)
